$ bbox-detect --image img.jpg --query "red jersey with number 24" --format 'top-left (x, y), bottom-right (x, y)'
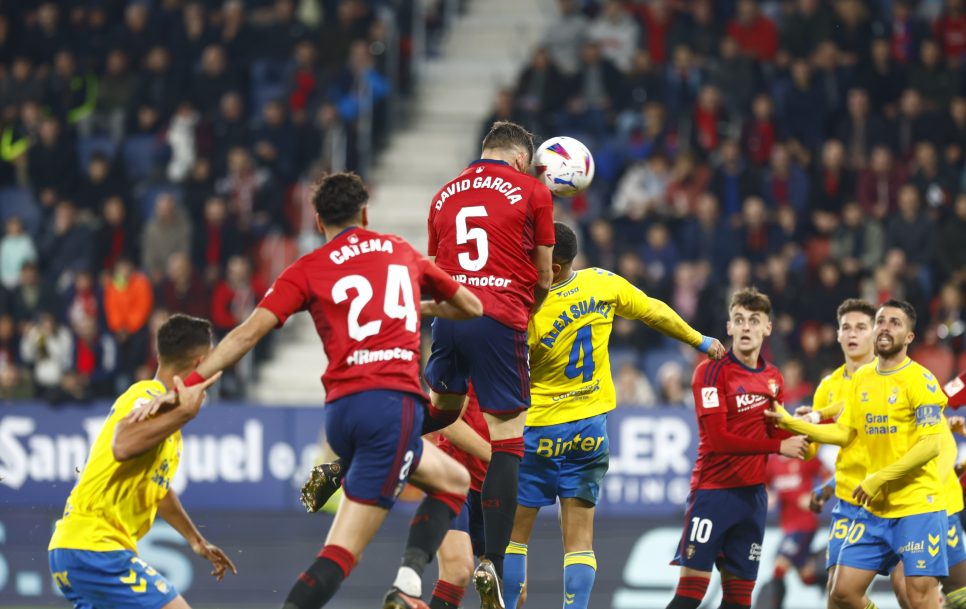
top-left (258, 227), bottom-right (460, 402)
top-left (691, 352), bottom-right (786, 491)
top-left (428, 160), bottom-right (555, 331)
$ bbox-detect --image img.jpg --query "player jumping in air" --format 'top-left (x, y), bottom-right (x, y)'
top-left (48, 314), bottom-right (236, 609)
top-left (422, 120), bottom-right (556, 609)
top-left (665, 287), bottom-right (809, 609)
top-left (502, 222), bottom-right (726, 609)
top-left (137, 173), bottom-right (482, 609)
top-left (770, 300), bottom-right (949, 609)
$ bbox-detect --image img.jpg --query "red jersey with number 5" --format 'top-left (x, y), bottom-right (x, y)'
top-left (691, 352), bottom-right (786, 490)
top-left (428, 159), bottom-right (555, 331)
top-left (258, 227), bottom-right (460, 402)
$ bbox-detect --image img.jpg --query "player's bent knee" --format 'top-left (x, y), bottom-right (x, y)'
top-left (431, 391), bottom-right (465, 411)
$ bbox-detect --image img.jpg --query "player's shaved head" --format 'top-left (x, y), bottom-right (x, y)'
top-left (552, 222), bottom-right (578, 264)
top-left (312, 172), bottom-right (368, 227)
top-left (837, 298), bottom-right (876, 324)
top-left (730, 287), bottom-right (771, 316)
top-left (157, 314), bottom-right (213, 370)
top-left (482, 121), bottom-right (535, 163)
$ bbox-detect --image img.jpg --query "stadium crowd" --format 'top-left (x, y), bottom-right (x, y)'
top-left (0, 0), bottom-right (442, 402)
top-left (482, 0), bottom-right (966, 408)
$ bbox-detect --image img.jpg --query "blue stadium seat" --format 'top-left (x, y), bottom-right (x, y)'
top-left (0, 188), bottom-right (42, 235)
top-left (76, 135), bottom-right (117, 171)
top-left (121, 135), bottom-right (162, 184)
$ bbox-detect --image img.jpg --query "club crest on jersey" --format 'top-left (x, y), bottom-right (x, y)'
top-left (768, 379), bottom-right (779, 398)
top-left (888, 387), bottom-right (899, 404)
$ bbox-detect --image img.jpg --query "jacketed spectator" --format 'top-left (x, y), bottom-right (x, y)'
top-left (727, 0), bottom-right (779, 62)
top-left (831, 201), bottom-right (886, 277)
top-left (857, 146), bottom-right (907, 218)
top-left (156, 252), bottom-right (208, 319)
top-left (908, 38), bottom-right (961, 110)
top-left (0, 216), bottom-right (37, 290)
top-left (39, 201), bottom-right (93, 286)
top-left (103, 257), bottom-right (152, 384)
top-left (936, 194), bottom-right (966, 282)
top-left (587, 0), bottom-right (639, 73)
top-left (886, 185), bottom-right (936, 269)
top-left (70, 314), bottom-right (117, 398)
top-left (542, 0), bottom-right (589, 75)
top-left (141, 193), bottom-right (192, 283)
top-left (211, 256), bottom-right (268, 335)
top-left (761, 143), bottom-right (810, 217)
top-left (20, 312), bottom-right (73, 401)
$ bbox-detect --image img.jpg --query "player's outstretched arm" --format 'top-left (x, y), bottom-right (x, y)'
top-left (158, 490), bottom-right (237, 582)
top-left (765, 402), bottom-right (855, 446)
top-left (853, 434), bottom-right (942, 505)
top-left (114, 373), bottom-right (222, 459)
top-left (530, 244), bottom-right (554, 313)
top-left (420, 286), bottom-right (483, 320)
top-left (618, 284), bottom-right (724, 359)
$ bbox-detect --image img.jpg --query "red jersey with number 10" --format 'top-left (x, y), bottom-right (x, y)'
top-left (691, 352), bottom-right (786, 490)
top-left (258, 227), bottom-right (460, 402)
top-left (428, 160), bottom-right (555, 331)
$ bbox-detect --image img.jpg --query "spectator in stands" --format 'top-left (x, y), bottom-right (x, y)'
top-left (810, 139), bottom-right (855, 216)
top-left (662, 44), bottom-right (702, 121)
top-left (835, 88), bottom-right (885, 170)
top-left (90, 49), bottom-right (136, 140)
top-left (20, 311), bottom-right (72, 401)
top-left (132, 46), bottom-right (180, 119)
top-left (857, 145), bottom-right (907, 218)
top-left (63, 271), bottom-right (101, 331)
top-left (103, 257), bottom-right (153, 385)
top-left (95, 196), bottom-right (140, 276)
top-left (211, 256), bottom-right (267, 336)
top-left (781, 0), bottom-right (835, 61)
top-left (0, 216), bottom-right (37, 290)
top-left (678, 192), bottom-right (737, 276)
top-left (192, 196), bottom-right (242, 283)
top-left (892, 88), bottom-right (943, 160)
top-left (860, 37), bottom-right (906, 119)
top-left (761, 143), bottom-right (810, 217)
top-left (142, 193), bottom-right (192, 283)
top-left (831, 201), bottom-right (886, 278)
top-left (542, 0), bottom-right (588, 75)
top-left (910, 140), bottom-right (957, 209)
top-left (639, 223), bottom-right (679, 284)
top-left (217, 146), bottom-right (283, 238)
top-left (886, 185), bottom-right (936, 269)
top-left (0, 364), bottom-right (33, 401)
top-left (934, 281), bottom-right (965, 352)
top-left (909, 38), bottom-right (961, 110)
top-left (0, 314), bottom-right (20, 372)
top-left (707, 36), bottom-right (756, 120)
top-left (515, 48), bottom-right (567, 130)
top-left (655, 361), bottom-right (691, 408)
top-left (157, 252), bottom-right (208, 319)
top-left (666, 151), bottom-right (711, 216)
top-left (77, 152), bottom-right (126, 214)
top-left (39, 201), bottom-right (93, 286)
top-left (937, 194), bottom-right (966, 283)
top-left (614, 361), bottom-right (656, 406)
top-left (736, 196), bottom-right (783, 263)
top-left (28, 116), bottom-right (78, 197)
top-left (252, 99), bottom-right (297, 182)
top-left (710, 139), bottom-right (760, 222)
top-left (8, 262), bottom-right (56, 326)
top-left (587, 0), bottom-right (639, 73)
top-left (727, 0), bottom-right (779, 62)
top-left (612, 152), bottom-right (671, 221)
top-left (744, 94), bottom-right (780, 167)
top-left (70, 314), bottom-right (116, 398)
top-left (573, 40), bottom-right (625, 115)
top-left (782, 60), bottom-right (826, 152)
top-left (219, 0), bottom-right (256, 67)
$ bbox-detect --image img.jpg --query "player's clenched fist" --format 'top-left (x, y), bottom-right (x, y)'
top-left (779, 435), bottom-right (809, 459)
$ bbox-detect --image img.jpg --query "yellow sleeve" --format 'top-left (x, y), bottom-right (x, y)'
top-left (817, 401), bottom-right (845, 421)
top-left (910, 374), bottom-right (947, 439)
top-left (861, 434), bottom-right (942, 496)
top-left (612, 276), bottom-right (702, 348)
top-left (776, 408), bottom-right (854, 446)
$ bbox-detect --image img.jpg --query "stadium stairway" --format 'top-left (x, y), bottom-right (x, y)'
top-left (249, 0), bottom-right (550, 405)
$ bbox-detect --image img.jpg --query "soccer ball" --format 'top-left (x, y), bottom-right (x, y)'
top-left (534, 136), bottom-right (595, 197)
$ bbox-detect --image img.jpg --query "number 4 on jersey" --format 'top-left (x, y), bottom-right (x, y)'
top-left (565, 326), bottom-right (595, 382)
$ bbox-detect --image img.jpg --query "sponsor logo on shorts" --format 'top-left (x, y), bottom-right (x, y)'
top-left (686, 544), bottom-right (696, 559)
top-left (749, 543), bottom-right (762, 562)
top-left (898, 540), bottom-right (925, 554)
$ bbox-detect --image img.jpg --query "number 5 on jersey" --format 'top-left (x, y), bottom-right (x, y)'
top-left (332, 264), bottom-right (418, 341)
top-left (456, 206), bottom-right (488, 271)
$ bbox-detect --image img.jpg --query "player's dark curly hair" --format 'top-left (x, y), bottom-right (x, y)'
top-left (312, 172), bottom-right (369, 226)
top-left (482, 121), bottom-right (534, 163)
top-left (837, 298), bottom-right (876, 323)
top-left (880, 298), bottom-right (917, 330)
top-left (553, 222), bottom-right (578, 264)
top-left (730, 287), bottom-right (772, 316)
top-left (157, 314), bottom-right (213, 369)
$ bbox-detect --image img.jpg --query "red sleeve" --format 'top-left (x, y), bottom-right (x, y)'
top-left (702, 412), bottom-right (782, 455)
top-left (531, 185), bottom-right (555, 247)
top-left (258, 261), bottom-right (309, 327)
top-left (419, 256), bottom-right (460, 302)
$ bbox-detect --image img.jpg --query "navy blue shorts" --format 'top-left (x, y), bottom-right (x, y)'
top-left (325, 389), bottom-right (425, 509)
top-left (424, 316), bottom-right (529, 415)
top-left (778, 531), bottom-right (816, 569)
top-left (49, 549), bottom-right (178, 609)
top-left (671, 485), bottom-right (768, 580)
top-left (451, 489), bottom-right (484, 557)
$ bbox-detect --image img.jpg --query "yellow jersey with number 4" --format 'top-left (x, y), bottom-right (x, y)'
top-left (813, 364), bottom-right (867, 504)
top-left (527, 268), bottom-right (702, 427)
top-left (841, 358), bottom-right (947, 518)
top-left (49, 380), bottom-right (180, 552)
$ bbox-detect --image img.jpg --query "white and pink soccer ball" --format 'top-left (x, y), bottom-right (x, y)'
top-left (534, 136), bottom-right (595, 197)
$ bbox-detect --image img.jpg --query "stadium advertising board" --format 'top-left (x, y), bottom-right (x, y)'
top-left (1, 404), bottom-right (702, 515)
top-left (0, 510), bottom-right (905, 608)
